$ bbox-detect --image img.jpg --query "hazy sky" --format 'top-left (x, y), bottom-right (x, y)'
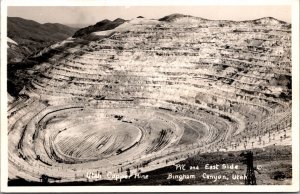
top-left (8, 6), bottom-right (291, 26)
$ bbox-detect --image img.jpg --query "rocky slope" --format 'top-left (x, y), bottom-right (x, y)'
top-left (29, 15), bottom-right (291, 101)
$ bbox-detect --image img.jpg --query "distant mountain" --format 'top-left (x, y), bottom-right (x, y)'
top-left (7, 17), bottom-right (78, 63)
top-left (65, 24), bottom-right (91, 28)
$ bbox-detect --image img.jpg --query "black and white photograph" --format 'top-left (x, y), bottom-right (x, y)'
top-left (1, 0), bottom-right (299, 192)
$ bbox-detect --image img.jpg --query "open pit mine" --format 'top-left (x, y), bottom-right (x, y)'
top-left (8, 14), bottom-right (292, 184)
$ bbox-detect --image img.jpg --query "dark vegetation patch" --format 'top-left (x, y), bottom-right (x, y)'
top-left (72, 18), bottom-right (126, 38)
top-left (159, 14), bottom-right (192, 22)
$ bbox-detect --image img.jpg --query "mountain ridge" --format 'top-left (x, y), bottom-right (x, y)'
top-left (158, 13), bottom-right (289, 24)
top-left (72, 14), bottom-right (290, 38)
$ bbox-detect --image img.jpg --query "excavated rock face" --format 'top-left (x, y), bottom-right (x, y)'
top-left (30, 15), bottom-right (291, 107)
top-left (8, 15), bottom-right (291, 183)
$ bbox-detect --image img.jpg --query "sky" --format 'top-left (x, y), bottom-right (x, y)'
top-left (8, 6), bottom-right (291, 27)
